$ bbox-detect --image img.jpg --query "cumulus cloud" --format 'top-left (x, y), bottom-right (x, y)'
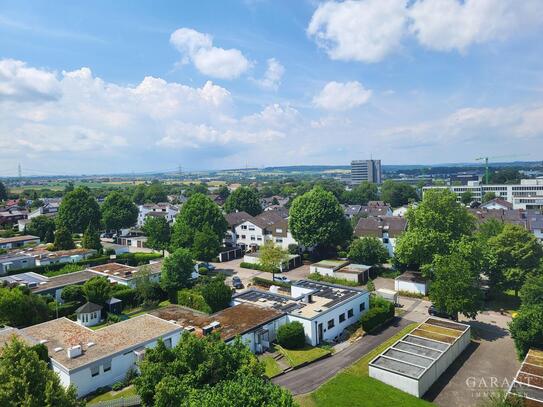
top-left (313, 81), bottom-right (372, 110)
top-left (307, 0), bottom-right (543, 61)
top-left (253, 58), bottom-right (285, 90)
top-left (170, 28), bottom-right (251, 79)
top-left (0, 58), bottom-right (287, 161)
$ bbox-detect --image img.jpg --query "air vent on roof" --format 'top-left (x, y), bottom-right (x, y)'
top-left (258, 298), bottom-right (267, 302)
top-left (114, 272), bottom-right (120, 276)
top-left (315, 309), bottom-right (322, 313)
top-left (185, 326), bottom-right (195, 332)
top-left (67, 345), bottom-right (82, 359)
top-left (54, 347), bottom-right (63, 352)
top-left (87, 342), bottom-right (96, 348)
top-left (210, 321), bottom-right (221, 329)
top-left (39, 339), bottom-right (48, 344)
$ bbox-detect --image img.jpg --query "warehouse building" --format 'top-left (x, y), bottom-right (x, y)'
top-left (369, 318), bottom-right (471, 397)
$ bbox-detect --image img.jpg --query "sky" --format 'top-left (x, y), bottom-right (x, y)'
top-left (0, 0), bottom-right (542, 175)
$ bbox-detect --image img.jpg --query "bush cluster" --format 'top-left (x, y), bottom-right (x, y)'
top-left (240, 261), bottom-right (279, 273)
top-left (307, 272), bottom-right (359, 287)
top-left (360, 296), bottom-right (394, 332)
top-left (252, 276), bottom-right (291, 288)
top-left (277, 321), bottom-right (306, 349)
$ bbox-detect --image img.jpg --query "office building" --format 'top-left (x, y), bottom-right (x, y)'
top-left (351, 160), bottom-right (382, 185)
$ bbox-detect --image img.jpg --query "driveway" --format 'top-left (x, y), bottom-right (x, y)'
top-left (272, 318), bottom-right (413, 395)
top-left (425, 310), bottom-right (520, 407)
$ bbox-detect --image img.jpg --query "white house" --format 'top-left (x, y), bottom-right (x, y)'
top-left (354, 216), bottom-right (407, 256)
top-left (86, 261), bottom-right (162, 288)
top-left (233, 280), bottom-right (370, 346)
top-left (0, 235), bottom-right (40, 249)
top-left (137, 203), bottom-right (178, 227)
top-left (76, 302), bottom-right (103, 327)
top-left (527, 209), bottom-right (543, 243)
top-left (480, 198), bottom-right (513, 210)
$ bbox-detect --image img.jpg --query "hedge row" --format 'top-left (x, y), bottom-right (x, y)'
top-left (252, 276), bottom-right (291, 289)
top-left (307, 273), bottom-right (359, 287)
top-left (360, 296), bottom-right (395, 332)
top-left (178, 289), bottom-right (212, 314)
top-left (240, 262), bottom-right (279, 273)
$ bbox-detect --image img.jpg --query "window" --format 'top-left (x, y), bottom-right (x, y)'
top-left (327, 319), bottom-right (335, 329)
top-left (275, 238), bottom-right (283, 243)
top-left (276, 228), bottom-right (283, 233)
top-left (348, 309), bottom-right (354, 318)
top-left (248, 226), bottom-right (255, 231)
top-left (339, 313), bottom-right (346, 323)
top-left (250, 236), bottom-right (256, 241)
top-left (241, 235), bottom-right (246, 239)
top-left (241, 225), bottom-right (247, 230)
top-left (360, 302), bottom-right (366, 312)
top-left (103, 360), bottom-right (111, 372)
top-left (257, 236), bottom-right (262, 241)
top-left (164, 338), bottom-right (172, 349)
top-left (91, 366), bottom-right (99, 377)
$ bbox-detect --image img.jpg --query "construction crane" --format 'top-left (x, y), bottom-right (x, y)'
top-left (475, 154), bottom-right (528, 184)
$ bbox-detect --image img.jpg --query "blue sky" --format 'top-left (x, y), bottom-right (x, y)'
top-left (1, 0), bottom-right (542, 175)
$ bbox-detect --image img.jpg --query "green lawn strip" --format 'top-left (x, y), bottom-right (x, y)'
top-left (261, 356), bottom-right (283, 378)
top-left (86, 385), bottom-right (136, 404)
top-left (296, 323), bottom-right (434, 407)
top-left (277, 345), bottom-right (331, 368)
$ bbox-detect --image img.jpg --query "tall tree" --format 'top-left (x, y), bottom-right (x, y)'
top-left (380, 180), bottom-right (417, 207)
top-left (144, 182), bottom-right (168, 203)
top-left (132, 184), bottom-right (147, 205)
top-left (348, 237), bottom-right (389, 265)
top-left (224, 187), bottom-right (262, 216)
top-left (81, 223), bottom-right (102, 251)
top-left (342, 182), bottom-right (379, 205)
top-left (200, 278), bottom-right (232, 313)
top-left (289, 187), bottom-right (352, 251)
top-left (0, 181), bottom-right (7, 201)
top-left (259, 241), bottom-right (289, 280)
top-left (0, 338), bottom-right (80, 407)
top-left (57, 186), bottom-right (101, 233)
top-left (143, 216), bottom-right (170, 255)
top-left (101, 191), bottom-right (138, 232)
top-left (482, 191), bottom-right (496, 203)
top-left (26, 215), bottom-right (56, 243)
top-left (460, 190), bottom-right (473, 205)
top-left (520, 274), bottom-right (543, 307)
top-left (82, 276), bottom-right (111, 306)
top-left (53, 226), bottom-right (75, 251)
top-left (170, 193), bottom-right (227, 251)
top-left (192, 225), bottom-right (221, 262)
top-left (217, 185), bottom-right (230, 200)
top-left (509, 304), bottom-right (543, 359)
top-left (160, 248), bottom-right (193, 303)
top-left (0, 287), bottom-right (49, 328)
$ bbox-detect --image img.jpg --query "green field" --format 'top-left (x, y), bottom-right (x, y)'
top-left (278, 345), bottom-right (331, 368)
top-left (295, 323), bottom-right (433, 407)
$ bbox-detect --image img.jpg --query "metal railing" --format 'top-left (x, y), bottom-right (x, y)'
top-left (86, 395), bottom-right (141, 407)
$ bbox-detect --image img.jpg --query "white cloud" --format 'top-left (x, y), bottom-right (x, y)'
top-left (170, 28), bottom-right (251, 79)
top-left (307, 0), bottom-right (407, 63)
top-left (307, 0), bottom-right (543, 61)
top-left (0, 59), bottom-right (61, 101)
top-left (313, 81), bottom-right (372, 110)
top-left (253, 58), bottom-right (285, 90)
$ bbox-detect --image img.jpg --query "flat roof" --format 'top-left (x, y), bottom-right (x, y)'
top-left (0, 272), bottom-right (48, 286)
top-left (32, 270), bottom-right (99, 293)
top-left (150, 303), bottom-right (284, 342)
top-left (22, 315), bottom-right (180, 371)
top-left (369, 317), bottom-right (470, 380)
top-left (0, 235), bottom-right (40, 244)
top-left (311, 259), bottom-right (350, 269)
top-left (508, 349), bottom-right (543, 406)
top-left (87, 262), bottom-right (161, 280)
top-left (395, 271), bottom-right (427, 284)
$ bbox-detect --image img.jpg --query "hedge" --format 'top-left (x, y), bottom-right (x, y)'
top-left (360, 296), bottom-right (395, 333)
top-left (307, 273), bottom-right (359, 287)
top-left (111, 288), bottom-right (138, 308)
top-left (240, 262), bottom-right (279, 273)
top-left (277, 321), bottom-right (305, 349)
top-left (117, 252), bottom-right (162, 266)
top-left (252, 276), bottom-right (291, 289)
top-left (178, 289), bottom-right (212, 314)
top-left (48, 301), bottom-right (81, 318)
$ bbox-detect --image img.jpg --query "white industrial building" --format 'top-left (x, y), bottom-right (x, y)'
top-left (423, 179), bottom-right (543, 210)
top-left (369, 318), bottom-right (471, 397)
top-left (233, 280), bottom-right (370, 346)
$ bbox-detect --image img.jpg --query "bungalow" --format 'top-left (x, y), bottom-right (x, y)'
top-left (86, 261), bottom-right (162, 288)
top-left (31, 248), bottom-right (97, 267)
top-left (394, 272), bottom-right (428, 296)
top-left (0, 208), bottom-right (28, 226)
top-left (354, 216), bottom-right (407, 256)
top-left (28, 202), bottom-right (60, 219)
top-left (0, 235), bottom-right (40, 249)
top-left (343, 205), bottom-right (362, 219)
top-left (233, 280), bottom-right (370, 346)
top-left (359, 204), bottom-right (393, 217)
top-left (0, 252), bottom-right (36, 275)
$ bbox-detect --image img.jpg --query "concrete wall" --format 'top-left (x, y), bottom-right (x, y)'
top-left (394, 280), bottom-right (427, 296)
top-left (369, 365), bottom-right (420, 396)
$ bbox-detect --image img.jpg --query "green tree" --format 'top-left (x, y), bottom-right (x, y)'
top-left (57, 186), bottom-right (101, 233)
top-left (135, 333), bottom-right (264, 407)
top-left (259, 241), bottom-right (289, 279)
top-left (160, 248), bottom-right (193, 303)
top-left (135, 265), bottom-right (162, 306)
top-left (217, 185), bottom-right (230, 200)
top-left (482, 191), bottom-right (496, 203)
top-left (460, 190), bottom-right (473, 205)
top-left (277, 321), bottom-right (305, 349)
top-left (224, 187), bottom-right (262, 216)
top-left (81, 223), bottom-right (102, 251)
top-left (192, 225), bottom-right (221, 262)
top-left (26, 215), bottom-right (56, 243)
top-left (170, 193), bottom-right (227, 251)
top-left (132, 184), bottom-right (147, 205)
top-left (429, 251), bottom-right (483, 319)
top-left (380, 180), bottom-right (417, 207)
top-left (61, 285), bottom-right (85, 303)
top-left (53, 226), bottom-right (75, 251)
top-left (488, 224), bottom-right (543, 295)
top-left (144, 182), bottom-right (168, 203)
top-left (0, 337), bottom-right (80, 407)
top-left (0, 181), bottom-right (7, 201)
top-left (101, 191), bottom-right (138, 231)
top-left (143, 216), bottom-right (170, 255)
top-left (200, 278), bottom-right (232, 313)
top-left (0, 287), bottom-right (49, 328)
top-left (289, 187), bottom-right (352, 251)
top-left (509, 304), bottom-right (543, 359)
top-left (520, 274), bottom-right (543, 307)
top-left (82, 276), bottom-right (111, 306)
top-left (342, 182), bottom-right (379, 205)
top-left (477, 219), bottom-right (505, 241)
top-left (348, 237), bottom-right (389, 265)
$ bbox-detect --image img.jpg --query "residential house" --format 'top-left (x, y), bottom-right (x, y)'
top-left (260, 196), bottom-right (289, 211)
top-left (208, 194), bottom-right (226, 206)
top-left (527, 209), bottom-right (543, 242)
top-left (480, 198), bottom-right (513, 211)
top-left (359, 204), bottom-right (393, 217)
top-left (468, 208), bottom-right (528, 229)
top-left (0, 235), bottom-right (40, 249)
top-left (354, 216), bottom-right (407, 256)
top-left (29, 247), bottom-right (97, 267)
top-left (394, 272), bottom-right (428, 295)
top-left (0, 253), bottom-right (36, 275)
top-left (233, 280), bottom-right (370, 346)
top-left (343, 205), bottom-right (362, 219)
top-left (86, 261), bottom-right (162, 288)
top-left (0, 208), bottom-right (28, 226)
top-left (137, 203), bottom-right (178, 227)
top-left (28, 202), bottom-right (60, 219)
top-left (151, 303), bottom-right (286, 354)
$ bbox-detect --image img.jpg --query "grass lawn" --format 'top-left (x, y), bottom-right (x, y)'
top-left (278, 345), bottom-right (331, 368)
top-left (86, 385), bottom-right (137, 404)
top-left (261, 356), bottom-right (283, 378)
top-left (295, 323), bottom-right (434, 407)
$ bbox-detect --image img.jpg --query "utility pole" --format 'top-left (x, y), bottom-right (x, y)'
top-left (17, 163), bottom-right (22, 179)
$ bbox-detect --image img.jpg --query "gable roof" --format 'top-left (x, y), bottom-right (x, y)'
top-left (225, 211), bottom-right (253, 227)
top-left (354, 216), bottom-right (407, 238)
top-left (75, 302), bottom-right (103, 314)
top-left (481, 198), bottom-right (513, 210)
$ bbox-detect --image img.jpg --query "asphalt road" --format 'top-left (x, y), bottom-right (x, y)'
top-left (272, 318), bottom-right (413, 395)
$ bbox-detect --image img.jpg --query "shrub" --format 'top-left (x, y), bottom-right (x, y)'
top-left (118, 252), bottom-right (162, 266)
top-left (111, 381), bottom-right (124, 391)
top-left (48, 301), bottom-right (81, 318)
top-left (124, 367), bottom-right (138, 385)
top-left (277, 321), bottom-right (306, 349)
top-left (366, 278), bottom-right (375, 292)
top-left (288, 244), bottom-right (299, 255)
top-left (107, 313), bottom-right (123, 324)
top-left (111, 288), bottom-right (138, 308)
top-left (360, 296), bottom-right (394, 332)
top-left (198, 267), bottom-right (208, 275)
top-left (252, 276), bottom-right (290, 289)
top-left (307, 273), bottom-right (359, 287)
top-left (178, 289), bottom-right (212, 314)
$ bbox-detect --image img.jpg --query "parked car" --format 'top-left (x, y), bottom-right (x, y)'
top-left (194, 262), bottom-right (216, 272)
top-left (232, 276), bottom-right (243, 289)
top-left (273, 275), bottom-right (291, 284)
top-left (428, 304), bottom-right (458, 321)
